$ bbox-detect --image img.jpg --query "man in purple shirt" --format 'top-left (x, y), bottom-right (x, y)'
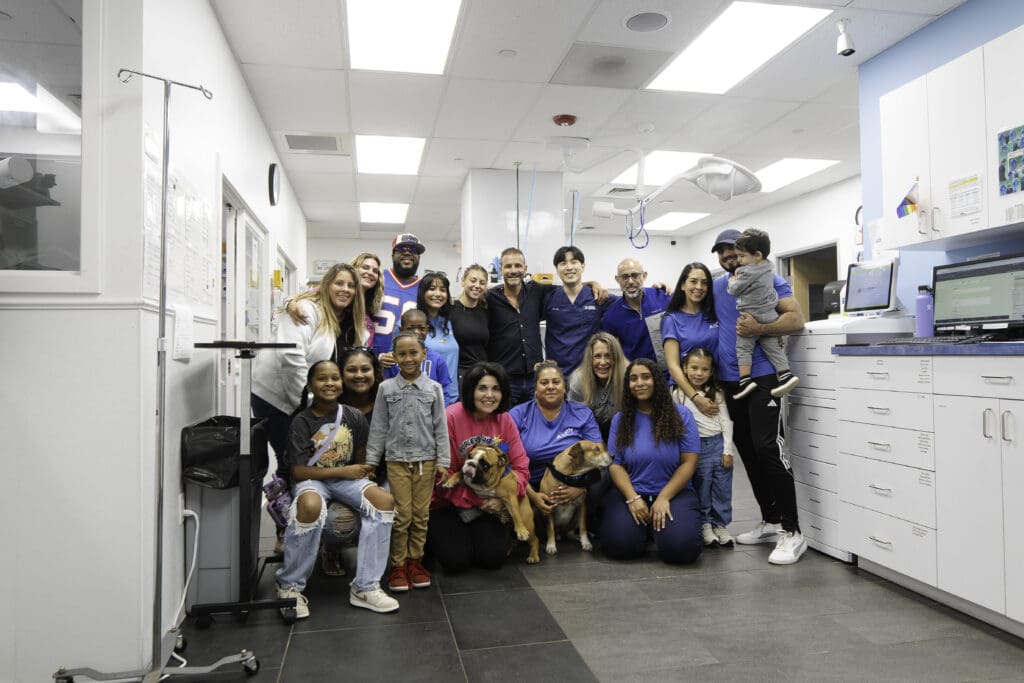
top-left (601, 257), bottom-right (670, 362)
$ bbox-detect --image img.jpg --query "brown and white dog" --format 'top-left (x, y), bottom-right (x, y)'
top-left (538, 440), bottom-right (612, 555)
top-left (442, 444), bottom-right (540, 564)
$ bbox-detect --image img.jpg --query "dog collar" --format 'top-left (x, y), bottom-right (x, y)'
top-left (546, 463), bottom-right (601, 488)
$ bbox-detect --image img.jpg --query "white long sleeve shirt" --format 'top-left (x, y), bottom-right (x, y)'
top-left (676, 388), bottom-right (737, 457)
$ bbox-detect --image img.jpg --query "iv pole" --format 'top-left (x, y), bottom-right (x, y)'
top-left (54, 69), bottom-right (257, 682)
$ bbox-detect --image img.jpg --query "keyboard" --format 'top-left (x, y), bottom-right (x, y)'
top-left (875, 333), bottom-right (995, 346)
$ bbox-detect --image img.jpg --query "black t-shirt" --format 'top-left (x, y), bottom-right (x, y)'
top-left (450, 300), bottom-right (489, 375)
top-left (284, 404), bottom-right (369, 473)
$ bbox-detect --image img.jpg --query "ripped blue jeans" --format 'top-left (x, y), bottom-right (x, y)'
top-left (275, 477), bottom-right (394, 593)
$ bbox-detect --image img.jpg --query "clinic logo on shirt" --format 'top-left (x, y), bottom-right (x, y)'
top-left (555, 427), bottom-right (581, 440)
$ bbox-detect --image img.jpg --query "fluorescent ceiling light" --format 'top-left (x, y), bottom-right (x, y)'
top-left (360, 202), bottom-right (409, 223)
top-left (0, 82), bottom-right (38, 112)
top-left (347, 0), bottom-right (462, 75)
top-left (355, 135), bottom-right (425, 175)
top-left (612, 150), bottom-right (711, 186)
top-left (755, 158), bottom-right (839, 192)
top-left (645, 211), bottom-right (709, 232)
top-left (647, 2), bottom-right (832, 94)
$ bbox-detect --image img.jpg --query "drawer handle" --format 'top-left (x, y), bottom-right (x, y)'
top-left (808, 444), bottom-right (819, 449)
top-left (1003, 410), bottom-right (1014, 443)
top-left (866, 371), bottom-right (890, 379)
top-left (808, 470), bottom-right (820, 477)
top-left (809, 497), bottom-right (821, 504)
top-left (805, 346), bottom-right (818, 350)
top-left (869, 535), bottom-right (893, 547)
top-left (868, 484), bottom-right (892, 495)
top-left (807, 417), bottom-right (820, 422)
top-left (981, 375), bottom-right (1013, 385)
top-left (983, 408), bottom-right (994, 439)
top-left (810, 525), bottom-right (822, 532)
top-left (806, 373), bottom-right (818, 377)
top-left (867, 406), bottom-right (891, 414)
top-left (867, 441), bottom-right (892, 451)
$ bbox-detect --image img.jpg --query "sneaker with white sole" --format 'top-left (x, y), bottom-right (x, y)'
top-left (732, 379), bottom-right (756, 400)
top-left (771, 374), bottom-right (800, 398)
top-left (735, 521), bottom-right (781, 545)
top-left (768, 530), bottom-right (807, 565)
top-left (713, 526), bottom-right (735, 547)
top-left (350, 586), bottom-right (399, 613)
top-left (276, 584), bottom-right (310, 619)
top-left (701, 523), bottom-right (719, 547)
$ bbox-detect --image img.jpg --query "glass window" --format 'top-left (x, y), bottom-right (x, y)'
top-left (0, 1), bottom-right (82, 271)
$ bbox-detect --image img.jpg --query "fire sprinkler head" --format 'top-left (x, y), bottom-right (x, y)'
top-left (553, 114), bottom-right (577, 127)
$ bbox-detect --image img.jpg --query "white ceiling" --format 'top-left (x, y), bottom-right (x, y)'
top-left (211, 0), bottom-right (967, 241)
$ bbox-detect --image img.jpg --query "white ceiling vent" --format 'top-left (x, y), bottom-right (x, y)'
top-left (275, 131), bottom-right (350, 155)
top-left (592, 184), bottom-right (637, 199)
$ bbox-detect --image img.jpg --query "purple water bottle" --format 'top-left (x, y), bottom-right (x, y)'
top-left (915, 285), bottom-right (934, 338)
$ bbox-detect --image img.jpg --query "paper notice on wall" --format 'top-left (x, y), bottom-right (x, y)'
top-left (172, 304), bottom-right (194, 361)
top-left (948, 173), bottom-right (982, 220)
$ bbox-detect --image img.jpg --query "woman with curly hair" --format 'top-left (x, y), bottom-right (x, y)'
top-left (601, 358), bottom-right (702, 564)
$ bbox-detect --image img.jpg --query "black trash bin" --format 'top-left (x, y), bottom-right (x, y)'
top-left (181, 416), bottom-right (269, 606)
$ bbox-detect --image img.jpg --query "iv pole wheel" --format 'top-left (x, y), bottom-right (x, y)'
top-left (174, 632), bottom-right (187, 654)
top-left (243, 655), bottom-right (260, 676)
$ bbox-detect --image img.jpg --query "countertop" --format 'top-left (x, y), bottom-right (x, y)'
top-left (833, 342), bottom-right (1024, 356)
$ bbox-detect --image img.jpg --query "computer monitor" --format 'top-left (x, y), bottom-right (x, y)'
top-left (844, 259), bottom-right (899, 314)
top-left (932, 252), bottom-right (1024, 335)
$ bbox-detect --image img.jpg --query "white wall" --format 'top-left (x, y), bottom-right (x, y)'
top-left (0, 1), bottom-right (309, 680)
top-left (306, 236), bottom-right (462, 285)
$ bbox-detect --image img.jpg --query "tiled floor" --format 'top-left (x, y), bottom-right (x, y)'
top-left (175, 475), bottom-right (1024, 682)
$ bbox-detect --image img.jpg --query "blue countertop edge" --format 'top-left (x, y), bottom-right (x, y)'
top-left (833, 342), bottom-right (1024, 356)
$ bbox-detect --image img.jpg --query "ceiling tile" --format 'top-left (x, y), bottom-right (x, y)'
top-left (849, 0), bottom-right (966, 14)
top-left (289, 171), bottom-right (356, 203)
top-left (348, 72), bottom-right (445, 136)
top-left (720, 102), bottom-right (860, 160)
top-left (594, 90), bottom-right (716, 144)
top-left (448, 0), bottom-right (596, 82)
top-left (279, 152), bottom-right (354, 175)
top-left (242, 64), bottom-right (348, 131)
top-left (660, 97), bottom-right (800, 162)
top-left (434, 79), bottom-right (544, 139)
top-left (414, 176), bottom-right (464, 205)
top-left (420, 138), bottom-right (504, 177)
top-left (307, 221), bottom-right (361, 239)
top-left (211, 0), bottom-right (345, 68)
top-left (302, 200), bottom-right (359, 223)
top-left (511, 84), bottom-right (633, 140)
top-left (579, 0), bottom-right (729, 52)
top-left (550, 43), bottom-right (675, 89)
top-left (355, 175), bottom-right (418, 203)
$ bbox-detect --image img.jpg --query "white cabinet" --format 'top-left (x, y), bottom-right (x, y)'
top-left (879, 48), bottom-right (988, 250)
top-left (984, 22), bottom-right (1024, 228)
top-left (1002, 400), bottom-right (1024, 623)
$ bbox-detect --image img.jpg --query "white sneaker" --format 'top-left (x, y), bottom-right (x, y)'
top-left (350, 586), bottom-right (399, 613)
top-left (701, 523), bottom-right (719, 547)
top-left (768, 530), bottom-right (808, 565)
top-left (735, 521), bottom-right (781, 545)
top-left (771, 374), bottom-right (800, 398)
top-left (732, 380), bottom-right (756, 400)
top-left (276, 585), bottom-right (310, 619)
top-left (713, 526), bottom-right (735, 547)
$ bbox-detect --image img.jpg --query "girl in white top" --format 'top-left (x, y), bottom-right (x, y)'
top-left (674, 347), bottom-right (737, 547)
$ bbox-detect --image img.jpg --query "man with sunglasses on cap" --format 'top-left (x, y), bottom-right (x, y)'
top-left (710, 228), bottom-right (807, 565)
top-left (373, 233), bottom-right (426, 359)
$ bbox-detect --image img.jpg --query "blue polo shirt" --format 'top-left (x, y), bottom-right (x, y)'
top-left (661, 310), bottom-right (719, 360)
top-left (383, 347), bottom-right (458, 405)
top-left (608, 405), bottom-right (699, 496)
top-left (544, 285), bottom-right (606, 375)
top-left (601, 287), bottom-right (670, 361)
top-left (509, 399), bottom-right (602, 485)
top-left (713, 272), bottom-right (793, 382)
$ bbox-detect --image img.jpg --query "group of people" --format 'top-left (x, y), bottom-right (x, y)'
top-left (250, 227), bottom-right (808, 620)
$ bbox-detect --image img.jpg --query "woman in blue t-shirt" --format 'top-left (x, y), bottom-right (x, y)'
top-left (662, 262), bottom-right (719, 417)
top-left (602, 358), bottom-right (702, 564)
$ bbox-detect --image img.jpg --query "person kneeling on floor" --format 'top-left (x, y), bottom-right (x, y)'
top-left (275, 360), bottom-right (399, 618)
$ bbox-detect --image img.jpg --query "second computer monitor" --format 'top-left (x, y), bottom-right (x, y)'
top-left (844, 258), bottom-right (899, 315)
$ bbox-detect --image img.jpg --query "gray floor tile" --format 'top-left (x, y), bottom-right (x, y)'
top-left (446, 587), bottom-right (566, 650)
top-left (292, 580), bottom-right (447, 632)
top-left (696, 613), bottom-right (871, 662)
top-left (574, 626), bottom-right (719, 678)
top-left (436, 561), bottom-right (530, 594)
top-left (461, 641), bottom-right (596, 683)
top-left (281, 621), bottom-right (463, 682)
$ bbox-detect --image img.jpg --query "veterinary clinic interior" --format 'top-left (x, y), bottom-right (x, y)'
top-left (4, 0), bottom-right (1024, 680)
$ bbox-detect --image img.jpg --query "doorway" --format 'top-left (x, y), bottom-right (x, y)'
top-left (780, 245), bottom-right (838, 322)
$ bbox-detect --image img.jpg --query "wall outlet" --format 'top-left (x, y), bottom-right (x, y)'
top-left (178, 493), bottom-right (185, 525)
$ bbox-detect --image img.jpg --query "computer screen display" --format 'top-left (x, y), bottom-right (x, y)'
top-left (932, 252), bottom-right (1024, 331)
top-left (844, 259), bottom-right (898, 314)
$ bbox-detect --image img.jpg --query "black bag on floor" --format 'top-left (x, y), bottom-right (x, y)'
top-left (181, 415), bottom-right (269, 489)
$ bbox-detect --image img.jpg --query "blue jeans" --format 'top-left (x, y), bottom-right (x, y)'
top-left (693, 433), bottom-right (733, 527)
top-left (275, 478), bottom-right (394, 592)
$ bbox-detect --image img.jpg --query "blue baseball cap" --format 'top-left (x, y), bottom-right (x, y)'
top-left (711, 228), bottom-right (741, 253)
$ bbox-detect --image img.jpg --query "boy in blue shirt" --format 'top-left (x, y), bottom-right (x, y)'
top-left (384, 309), bottom-right (458, 405)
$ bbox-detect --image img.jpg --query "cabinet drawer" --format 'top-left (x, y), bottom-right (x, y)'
top-left (838, 388), bottom-right (933, 432)
top-left (791, 454), bottom-right (838, 493)
top-left (837, 356), bottom-right (933, 392)
top-left (841, 503), bottom-right (937, 586)
top-left (788, 400), bottom-right (837, 436)
top-left (837, 420), bottom-right (935, 470)
top-left (787, 428), bottom-right (837, 465)
top-left (839, 453), bottom-right (936, 528)
top-left (801, 508), bottom-right (842, 550)
top-left (795, 481), bottom-right (840, 520)
top-left (788, 334), bottom-right (843, 363)
top-left (933, 356), bottom-right (1024, 401)
top-left (790, 361), bottom-right (835, 391)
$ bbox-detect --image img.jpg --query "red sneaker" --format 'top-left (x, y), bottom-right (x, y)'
top-left (407, 558), bottom-right (432, 588)
top-left (387, 564), bottom-right (410, 592)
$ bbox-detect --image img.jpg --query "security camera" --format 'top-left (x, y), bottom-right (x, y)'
top-left (836, 19), bottom-right (855, 57)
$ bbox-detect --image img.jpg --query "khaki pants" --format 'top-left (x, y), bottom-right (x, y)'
top-left (387, 460), bottom-right (435, 565)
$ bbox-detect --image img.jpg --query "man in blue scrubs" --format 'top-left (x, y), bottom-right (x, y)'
top-left (544, 246), bottom-right (609, 376)
top-left (711, 228), bottom-right (807, 565)
top-left (601, 257), bottom-right (670, 362)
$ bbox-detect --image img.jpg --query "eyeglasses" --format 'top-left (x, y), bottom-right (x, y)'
top-left (393, 245), bottom-right (419, 255)
top-left (341, 346), bottom-right (374, 356)
top-left (617, 272), bottom-right (644, 281)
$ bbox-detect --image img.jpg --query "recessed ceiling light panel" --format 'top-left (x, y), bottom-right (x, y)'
top-left (645, 211), bottom-right (709, 231)
top-left (360, 202), bottom-right (409, 223)
top-left (612, 150), bottom-right (711, 186)
top-left (755, 158), bottom-right (839, 192)
top-left (347, 0), bottom-right (462, 75)
top-left (355, 135), bottom-right (425, 175)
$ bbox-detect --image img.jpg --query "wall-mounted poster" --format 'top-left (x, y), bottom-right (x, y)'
top-left (997, 125), bottom-right (1024, 196)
